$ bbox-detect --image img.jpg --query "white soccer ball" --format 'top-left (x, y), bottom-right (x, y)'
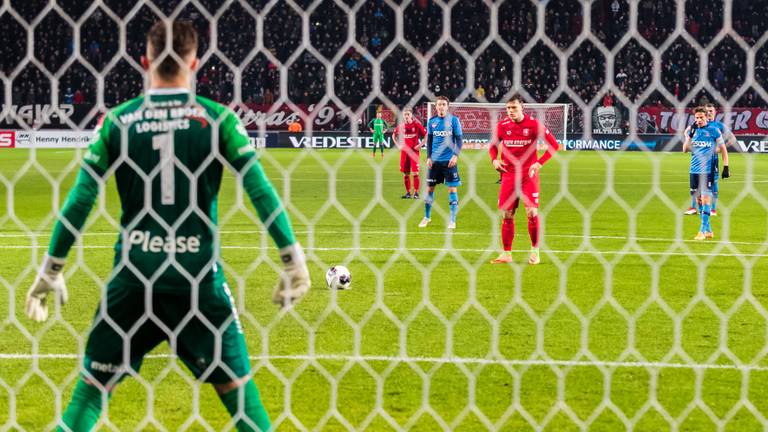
top-left (325, 265), bottom-right (351, 290)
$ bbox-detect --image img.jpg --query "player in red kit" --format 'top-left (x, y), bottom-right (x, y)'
top-left (392, 107), bottom-right (427, 199)
top-left (490, 95), bottom-right (560, 265)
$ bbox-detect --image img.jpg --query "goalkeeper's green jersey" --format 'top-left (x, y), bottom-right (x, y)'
top-left (48, 88), bottom-right (295, 291)
top-left (368, 117), bottom-right (388, 135)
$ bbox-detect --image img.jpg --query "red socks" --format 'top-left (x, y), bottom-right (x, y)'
top-left (528, 215), bottom-right (539, 248)
top-left (502, 218), bottom-right (514, 251)
top-left (404, 175), bottom-right (421, 194)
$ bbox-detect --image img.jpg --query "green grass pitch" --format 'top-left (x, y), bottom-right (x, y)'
top-left (1, 148), bottom-right (767, 431)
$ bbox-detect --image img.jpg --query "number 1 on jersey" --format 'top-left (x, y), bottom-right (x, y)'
top-left (152, 132), bottom-right (175, 205)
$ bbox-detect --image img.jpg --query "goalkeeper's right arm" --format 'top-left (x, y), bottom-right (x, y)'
top-left (27, 117), bottom-right (110, 322)
top-left (222, 110), bottom-right (310, 308)
top-left (240, 162), bottom-right (310, 308)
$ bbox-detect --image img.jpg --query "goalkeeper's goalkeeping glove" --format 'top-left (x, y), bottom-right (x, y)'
top-left (273, 243), bottom-right (311, 309)
top-left (25, 254), bottom-right (68, 322)
top-left (721, 165), bottom-right (730, 179)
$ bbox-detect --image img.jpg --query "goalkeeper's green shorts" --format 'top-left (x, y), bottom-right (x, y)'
top-left (372, 132), bottom-right (385, 144)
top-left (82, 280), bottom-right (250, 386)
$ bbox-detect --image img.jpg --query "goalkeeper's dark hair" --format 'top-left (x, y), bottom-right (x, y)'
top-left (693, 106), bottom-right (707, 115)
top-left (147, 20), bottom-right (198, 80)
top-left (704, 102), bottom-right (716, 109)
top-left (435, 95), bottom-right (450, 104)
top-left (507, 94), bottom-right (525, 104)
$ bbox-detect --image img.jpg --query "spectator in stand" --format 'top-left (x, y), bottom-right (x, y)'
top-left (288, 120), bottom-right (303, 132)
top-left (603, 92), bottom-right (613, 107)
top-left (475, 85), bottom-right (486, 100)
top-left (63, 88), bottom-right (74, 104)
top-left (73, 89), bottom-right (84, 104)
top-left (263, 89), bottom-right (274, 106)
top-left (1, 0), bottom-right (763, 133)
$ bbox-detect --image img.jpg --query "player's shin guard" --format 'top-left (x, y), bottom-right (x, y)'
top-left (712, 191), bottom-right (718, 212)
top-left (219, 379), bottom-right (271, 432)
top-left (700, 203), bottom-right (711, 233)
top-left (424, 191), bottom-right (434, 218)
top-left (528, 215), bottom-right (540, 248)
top-left (413, 175), bottom-right (420, 193)
top-left (448, 192), bottom-right (458, 223)
top-left (404, 175), bottom-right (411, 194)
top-left (59, 378), bottom-right (108, 432)
top-left (502, 218), bottom-right (514, 251)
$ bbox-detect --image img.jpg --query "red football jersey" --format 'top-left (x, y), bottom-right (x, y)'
top-left (393, 120), bottom-right (426, 150)
top-left (493, 114), bottom-right (559, 172)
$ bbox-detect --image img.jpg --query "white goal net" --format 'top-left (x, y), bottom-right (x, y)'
top-left (2, 1), bottom-right (768, 431)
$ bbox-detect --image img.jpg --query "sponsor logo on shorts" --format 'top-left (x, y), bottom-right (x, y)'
top-left (127, 230), bottom-right (201, 253)
top-left (91, 361), bottom-right (122, 373)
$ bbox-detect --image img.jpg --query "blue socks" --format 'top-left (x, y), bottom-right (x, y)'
top-left (700, 203), bottom-right (711, 233)
top-left (424, 191), bottom-right (434, 219)
top-left (712, 192), bottom-right (717, 212)
top-left (448, 192), bottom-right (458, 223)
top-left (423, 191), bottom-right (458, 222)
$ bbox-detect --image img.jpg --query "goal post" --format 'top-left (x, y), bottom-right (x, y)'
top-left (425, 102), bottom-right (569, 150)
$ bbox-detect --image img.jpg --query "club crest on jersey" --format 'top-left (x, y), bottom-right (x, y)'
top-left (522, 128), bottom-right (531, 136)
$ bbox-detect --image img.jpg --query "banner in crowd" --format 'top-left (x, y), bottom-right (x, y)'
top-left (269, 132), bottom-right (393, 149)
top-left (236, 103), bottom-right (349, 131)
top-left (0, 104), bottom-right (89, 129)
top-left (0, 103), bottom-right (352, 131)
top-left (637, 107), bottom-right (768, 135)
top-left (0, 130), bottom-right (92, 148)
top-left (564, 134), bottom-right (768, 153)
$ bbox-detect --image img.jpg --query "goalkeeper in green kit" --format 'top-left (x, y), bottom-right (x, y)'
top-left (367, 110), bottom-right (389, 158)
top-left (24, 21), bottom-right (310, 432)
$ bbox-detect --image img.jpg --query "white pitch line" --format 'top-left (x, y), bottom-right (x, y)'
top-left (1, 352), bottom-right (766, 373)
top-left (0, 244), bottom-right (765, 258)
top-left (2, 229), bottom-right (767, 248)
top-left (10, 171), bottom-right (768, 185)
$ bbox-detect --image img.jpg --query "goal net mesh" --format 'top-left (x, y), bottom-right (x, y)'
top-left (1, 0), bottom-right (767, 431)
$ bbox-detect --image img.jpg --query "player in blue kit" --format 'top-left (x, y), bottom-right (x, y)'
top-left (419, 96), bottom-right (464, 229)
top-left (704, 103), bottom-right (733, 215)
top-left (685, 103), bottom-right (733, 215)
top-left (683, 106), bottom-right (728, 240)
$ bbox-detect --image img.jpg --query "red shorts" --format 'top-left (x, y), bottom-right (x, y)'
top-left (498, 171), bottom-right (540, 210)
top-left (400, 148), bottom-right (420, 174)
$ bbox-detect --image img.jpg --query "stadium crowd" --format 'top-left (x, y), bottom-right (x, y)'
top-left (1, 0), bottom-right (766, 131)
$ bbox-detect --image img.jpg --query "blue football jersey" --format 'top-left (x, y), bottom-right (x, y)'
top-left (427, 114), bottom-right (463, 162)
top-left (689, 124), bottom-right (722, 174)
top-left (708, 120), bottom-right (730, 164)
